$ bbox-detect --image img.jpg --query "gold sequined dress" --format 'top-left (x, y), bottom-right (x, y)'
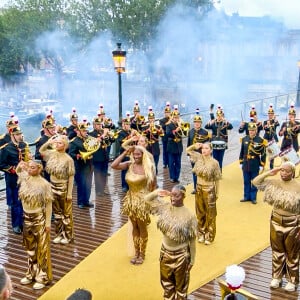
top-left (122, 164), bottom-right (151, 224)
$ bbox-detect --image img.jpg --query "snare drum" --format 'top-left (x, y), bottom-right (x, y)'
top-left (211, 140), bottom-right (226, 150)
top-left (266, 140), bottom-right (280, 160)
top-left (279, 147), bottom-right (300, 165)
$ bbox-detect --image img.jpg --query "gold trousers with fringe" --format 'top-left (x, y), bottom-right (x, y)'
top-left (23, 211), bottom-right (52, 284)
top-left (52, 181), bottom-right (74, 241)
top-left (270, 210), bottom-right (300, 284)
top-left (195, 183), bottom-right (217, 242)
top-left (159, 245), bottom-right (191, 300)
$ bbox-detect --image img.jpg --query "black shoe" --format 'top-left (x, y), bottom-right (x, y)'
top-left (13, 226), bottom-right (22, 234)
top-left (191, 190), bottom-right (196, 195)
top-left (78, 204), bottom-right (85, 209)
top-left (251, 200), bottom-right (257, 204)
top-left (174, 180), bottom-right (180, 183)
top-left (84, 203), bottom-right (94, 208)
top-left (240, 199), bottom-right (250, 202)
top-left (170, 179), bottom-right (175, 183)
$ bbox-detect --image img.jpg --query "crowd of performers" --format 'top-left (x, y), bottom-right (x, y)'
top-left (0, 99), bottom-right (300, 297)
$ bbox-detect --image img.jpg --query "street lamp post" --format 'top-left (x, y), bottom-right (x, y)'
top-left (112, 43), bottom-right (127, 126)
top-left (296, 60), bottom-right (300, 107)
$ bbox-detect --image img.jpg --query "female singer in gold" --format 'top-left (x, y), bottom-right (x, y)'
top-left (39, 135), bottom-right (75, 244)
top-left (186, 142), bottom-right (221, 245)
top-left (253, 162), bottom-right (300, 292)
top-left (111, 145), bottom-right (156, 265)
top-left (16, 160), bottom-right (53, 290)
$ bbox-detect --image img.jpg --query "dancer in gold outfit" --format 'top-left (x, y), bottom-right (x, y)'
top-left (145, 185), bottom-right (197, 300)
top-left (111, 145), bottom-right (156, 265)
top-left (16, 160), bottom-right (53, 290)
top-left (253, 162), bottom-right (300, 292)
top-left (186, 142), bottom-right (221, 245)
top-left (39, 135), bottom-right (75, 245)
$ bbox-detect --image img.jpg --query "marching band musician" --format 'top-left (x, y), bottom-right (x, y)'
top-left (142, 107), bottom-right (164, 174)
top-left (239, 122), bottom-right (267, 205)
top-left (263, 104), bottom-right (280, 169)
top-left (130, 101), bottom-right (145, 133)
top-left (34, 119), bottom-right (57, 181)
top-left (205, 105), bottom-right (233, 172)
top-left (278, 104), bottom-right (300, 152)
top-left (0, 114), bottom-right (19, 208)
top-left (239, 105), bottom-right (263, 136)
top-left (69, 120), bottom-right (94, 209)
top-left (116, 117), bottom-right (132, 192)
top-left (0, 112), bottom-right (17, 147)
top-left (159, 102), bottom-right (172, 169)
top-left (66, 108), bottom-right (79, 140)
top-left (187, 109), bottom-right (210, 194)
top-left (0, 126), bottom-right (30, 234)
top-left (166, 106), bottom-right (185, 183)
top-left (89, 117), bottom-right (115, 197)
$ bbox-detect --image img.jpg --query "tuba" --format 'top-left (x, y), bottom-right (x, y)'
top-left (79, 136), bottom-right (100, 161)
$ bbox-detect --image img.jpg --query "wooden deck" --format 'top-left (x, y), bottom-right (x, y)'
top-left (0, 132), bottom-right (299, 300)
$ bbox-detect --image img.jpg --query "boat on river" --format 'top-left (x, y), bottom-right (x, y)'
top-left (0, 98), bottom-right (63, 122)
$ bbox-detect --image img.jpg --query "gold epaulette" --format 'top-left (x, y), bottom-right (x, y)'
top-left (0, 143), bottom-right (8, 150)
top-left (262, 138), bottom-right (268, 146)
top-left (240, 137), bottom-right (243, 143)
top-left (0, 134), bottom-right (5, 139)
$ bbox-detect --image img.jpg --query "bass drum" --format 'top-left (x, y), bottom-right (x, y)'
top-left (211, 140), bottom-right (226, 150)
top-left (266, 140), bottom-right (280, 160)
top-left (279, 147), bottom-right (300, 165)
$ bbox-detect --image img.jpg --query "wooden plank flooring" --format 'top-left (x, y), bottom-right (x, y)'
top-left (0, 131), bottom-right (299, 299)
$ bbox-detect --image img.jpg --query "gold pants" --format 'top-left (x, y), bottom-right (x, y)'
top-left (195, 183), bottom-right (217, 242)
top-left (52, 181), bottom-right (74, 241)
top-left (270, 211), bottom-right (300, 284)
top-left (23, 211), bottom-right (52, 284)
top-left (159, 245), bottom-right (190, 300)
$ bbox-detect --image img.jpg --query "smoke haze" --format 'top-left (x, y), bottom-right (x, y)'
top-left (1, 2), bottom-right (300, 128)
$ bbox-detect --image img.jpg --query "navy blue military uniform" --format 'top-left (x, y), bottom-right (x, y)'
top-left (143, 123), bottom-right (164, 174)
top-left (263, 118), bottom-right (280, 169)
top-left (69, 136), bottom-right (93, 208)
top-left (278, 121), bottom-right (300, 152)
top-left (239, 134), bottom-right (267, 203)
top-left (205, 115), bottom-right (233, 171)
top-left (159, 116), bottom-right (170, 168)
top-left (166, 121), bottom-right (183, 182)
top-left (89, 128), bottom-right (114, 196)
top-left (0, 138), bottom-right (27, 232)
top-left (116, 126), bottom-right (131, 192)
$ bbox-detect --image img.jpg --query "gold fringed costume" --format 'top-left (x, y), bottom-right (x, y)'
top-left (146, 190), bottom-right (197, 300)
top-left (122, 165), bottom-right (151, 223)
top-left (121, 146), bottom-right (156, 264)
top-left (253, 173), bottom-right (300, 286)
top-left (17, 169), bottom-right (53, 285)
top-left (187, 145), bottom-right (221, 243)
top-left (42, 149), bottom-right (75, 243)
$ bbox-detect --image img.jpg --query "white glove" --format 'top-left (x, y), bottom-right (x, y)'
top-left (259, 166), bottom-right (263, 172)
top-left (240, 164), bottom-right (243, 169)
